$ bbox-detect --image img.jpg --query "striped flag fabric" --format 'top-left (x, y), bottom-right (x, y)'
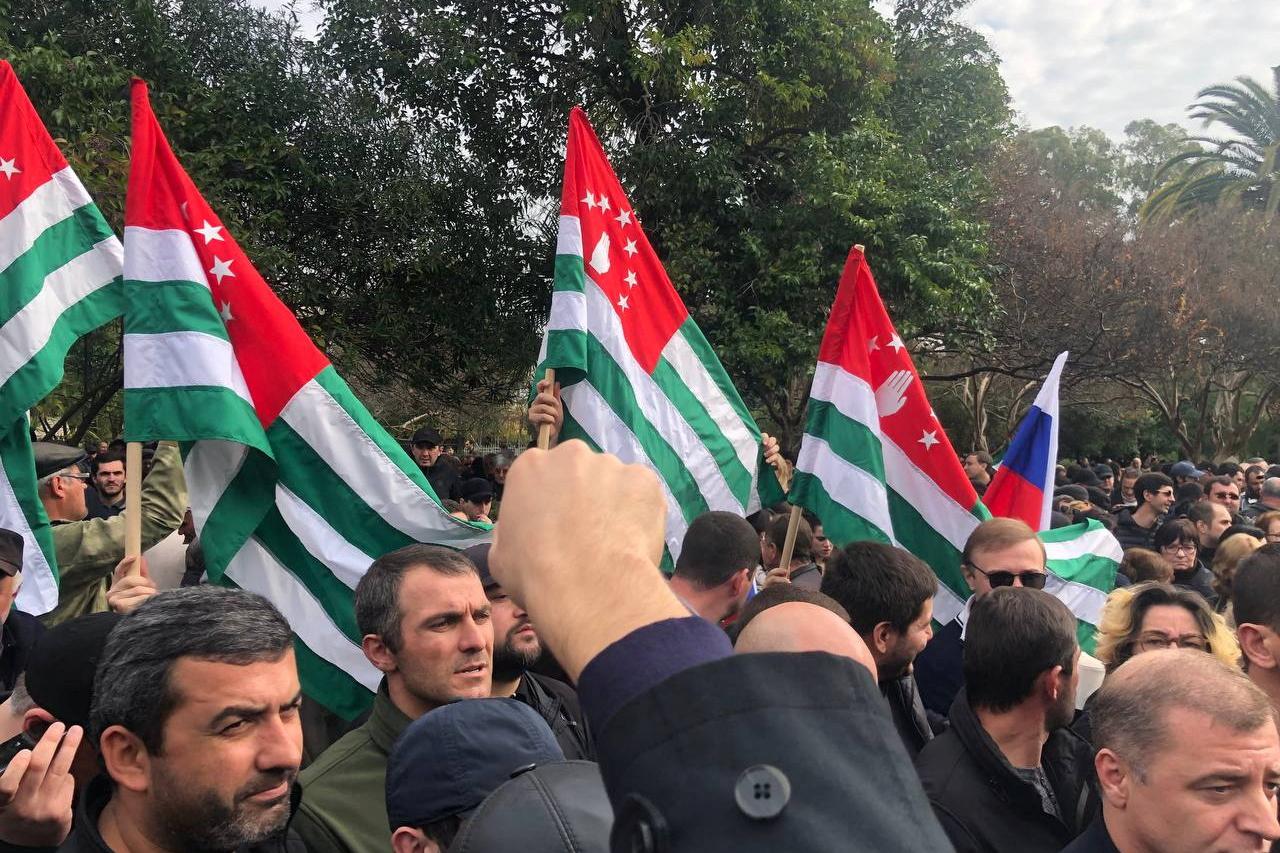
top-left (534, 107), bottom-right (782, 564)
top-left (984, 351), bottom-right (1068, 531)
top-left (121, 79), bottom-right (488, 718)
top-left (1042, 518), bottom-right (1121, 652)
top-left (789, 245), bottom-right (988, 626)
top-left (0, 61), bottom-right (124, 615)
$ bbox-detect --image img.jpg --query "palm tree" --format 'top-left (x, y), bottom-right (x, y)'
top-left (1140, 66), bottom-right (1280, 222)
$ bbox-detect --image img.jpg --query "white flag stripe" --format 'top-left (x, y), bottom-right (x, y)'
top-left (661, 329), bottom-right (760, 504)
top-left (546, 290), bottom-right (588, 335)
top-left (883, 438), bottom-right (982, 552)
top-left (0, 168), bottom-right (96, 276)
top-left (184, 439), bottom-right (251, 538)
top-left (280, 380), bottom-right (489, 546)
top-left (808, 361), bottom-right (882, 439)
top-left (573, 282), bottom-right (743, 515)
top-left (562, 380), bottom-right (688, 560)
top-left (932, 580), bottom-right (968, 627)
top-left (124, 331), bottom-right (253, 405)
top-left (275, 483), bottom-right (374, 591)
top-left (0, 240), bottom-right (121, 387)
top-left (225, 536), bottom-right (381, 691)
top-left (795, 435), bottom-right (896, 542)
top-left (0, 460), bottom-right (55, 614)
top-left (1035, 351), bottom-right (1068, 531)
top-left (1044, 526), bottom-right (1125, 564)
top-left (1044, 573), bottom-right (1110, 626)
top-left (123, 226), bottom-right (208, 288)
top-left (556, 215), bottom-right (583, 258)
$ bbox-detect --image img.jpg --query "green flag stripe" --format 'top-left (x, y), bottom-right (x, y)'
top-left (124, 279), bottom-right (227, 339)
top-left (0, 283), bottom-right (122, 426)
top-left (650, 356), bottom-right (754, 508)
top-left (545, 328), bottom-right (710, 525)
top-left (672, 318), bottom-right (761, 446)
top-left (126, 387), bottom-right (268, 453)
top-left (553, 254), bottom-right (586, 293)
top-left (0, 205), bottom-right (115, 323)
top-left (791, 470), bottom-right (893, 546)
top-left (292, 634), bottom-right (375, 721)
top-left (191, 445), bottom-right (275, 584)
top-left (802, 400), bottom-right (888, 481)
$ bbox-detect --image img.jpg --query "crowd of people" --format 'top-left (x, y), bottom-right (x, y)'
top-left (0, 394), bottom-right (1275, 852)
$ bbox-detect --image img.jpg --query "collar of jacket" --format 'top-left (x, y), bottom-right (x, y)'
top-left (367, 680), bottom-right (414, 754)
top-left (946, 688), bottom-right (1081, 822)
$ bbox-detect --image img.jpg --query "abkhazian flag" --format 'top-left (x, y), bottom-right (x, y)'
top-left (122, 79), bottom-right (488, 718)
top-left (984, 351), bottom-right (1068, 531)
top-left (534, 107), bottom-right (783, 564)
top-left (0, 61), bottom-right (124, 615)
top-left (791, 247), bottom-right (1118, 650)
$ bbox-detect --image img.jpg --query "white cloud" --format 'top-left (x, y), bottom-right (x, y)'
top-left (960, 0), bottom-right (1280, 141)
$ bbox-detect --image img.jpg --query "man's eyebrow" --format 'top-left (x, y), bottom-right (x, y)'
top-left (1189, 771), bottom-right (1249, 787)
top-left (209, 690), bottom-right (303, 728)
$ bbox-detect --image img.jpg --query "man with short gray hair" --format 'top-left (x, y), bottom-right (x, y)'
top-left (59, 586), bottom-right (305, 851)
top-left (294, 543), bottom-right (493, 853)
top-left (1243, 477), bottom-right (1280, 520)
top-left (1064, 649), bottom-right (1280, 852)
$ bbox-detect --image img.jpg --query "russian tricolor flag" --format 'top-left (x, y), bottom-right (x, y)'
top-left (984, 352), bottom-right (1069, 531)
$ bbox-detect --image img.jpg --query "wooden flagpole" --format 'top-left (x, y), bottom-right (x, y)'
top-left (123, 441), bottom-right (143, 575)
top-left (777, 244), bottom-right (865, 578)
top-left (536, 368), bottom-right (556, 450)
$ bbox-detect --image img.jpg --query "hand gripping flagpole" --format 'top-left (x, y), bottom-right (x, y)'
top-left (777, 245), bottom-right (866, 577)
top-left (536, 369), bottom-right (556, 450)
top-left (124, 441), bottom-right (143, 574)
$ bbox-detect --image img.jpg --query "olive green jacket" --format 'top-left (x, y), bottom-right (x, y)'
top-left (294, 684), bottom-right (411, 853)
top-left (43, 442), bottom-right (187, 626)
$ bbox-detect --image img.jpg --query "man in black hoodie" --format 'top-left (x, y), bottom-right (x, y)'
top-left (1112, 472), bottom-right (1174, 551)
top-left (915, 587), bottom-right (1097, 853)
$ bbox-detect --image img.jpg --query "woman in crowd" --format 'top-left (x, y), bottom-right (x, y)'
top-left (1093, 581), bottom-right (1239, 674)
top-left (1256, 510), bottom-right (1280, 545)
top-left (1211, 533), bottom-right (1264, 620)
top-left (1153, 517), bottom-right (1218, 606)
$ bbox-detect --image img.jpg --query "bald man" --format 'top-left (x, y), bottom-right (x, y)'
top-left (1066, 649), bottom-right (1280, 852)
top-left (734, 601), bottom-right (878, 682)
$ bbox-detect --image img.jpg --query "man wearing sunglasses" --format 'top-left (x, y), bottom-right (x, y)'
top-left (915, 517), bottom-right (1049, 717)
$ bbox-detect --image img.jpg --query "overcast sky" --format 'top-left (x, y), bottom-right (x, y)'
top-left (266, 0), bottom-right (1279, 142)
top-left (959, 0), bottom-right (1280, 140)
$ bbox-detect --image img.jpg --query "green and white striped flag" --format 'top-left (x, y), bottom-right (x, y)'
top-left (122, 80), bottom-right (487, 718)
top-left (535, 108), bottom-right (782, 564)
top-left (0, 61), bottom-right (124, 615)
top-left (791, 247), bottom-right (1117, 649)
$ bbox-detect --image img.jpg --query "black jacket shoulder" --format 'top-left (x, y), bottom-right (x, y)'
top-left (519, 672), bottom-right (595, 761)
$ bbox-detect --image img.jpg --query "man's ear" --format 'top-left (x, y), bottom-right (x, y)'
top-left (1095, 748), bottom-right (1132, 809)
top-left (98, 724), bottom-right (151, 794)
top-left (1238, 623), bottom-right (1279, 670)
top-left (1038, 665), bottom-right (1065, 704)
top-left (729, 568), bottom-right (750, 598)
top-left (48, 475), bottom-right (67, 500)
top-left (870, 622), bottom-right (895, 656)
top-left (21, 707), bottom-right (55, 742)
top-left (362, 634), bottom-right (399, 673)
top-left (960, 563), bottom-right (978, 593)
top-left (391, 826), bottom-right (436, 853)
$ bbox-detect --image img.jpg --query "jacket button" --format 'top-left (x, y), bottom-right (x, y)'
top-left (734, 765), bottom-right (790, 820)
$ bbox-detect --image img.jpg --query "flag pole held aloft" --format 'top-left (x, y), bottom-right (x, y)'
top-left (537, 369), bottom-right (556, 450)
top-left (123, 441), bottom-right (142, 568)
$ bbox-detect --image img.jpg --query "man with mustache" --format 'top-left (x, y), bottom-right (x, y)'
top-left (58, 586), bottom-right (305, 852)
top-left (465, 544), bottom-right (593, 761)
top-left (294, 545), bottom-right (493, 853)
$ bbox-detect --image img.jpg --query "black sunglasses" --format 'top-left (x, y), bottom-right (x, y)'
top-left (966, 564), bottom-right (1048, 590)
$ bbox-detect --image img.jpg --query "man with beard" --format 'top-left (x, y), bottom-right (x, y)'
top-left (65, 586), bottom-right (305, 852)
top-left (295, 545), bottom-right (492, 853)
top-left (915, 588), bottom-right (1096, 853)
top-left (819, 542), bottom-right (938, 757)
top-left (84, 451), bottom-right (126, 521)
top-left (465, 543), bottom-right (593, 760)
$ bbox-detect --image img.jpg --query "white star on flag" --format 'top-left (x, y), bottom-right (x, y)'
top-left (194, 220), bottom-right (224, 244)
top-left (868, 336), bottom-right (880, 353)
top-left (918, 430), bottom-right (940, 450)
top-left (581, 191), bottom-right (598, 211)
top-left (209, 256), bottom-right (235, 284)
top-left (218, 301), bottom-right (233, 323)
top-left (623, 239), bottom-right (638, 257)
top-left (888, 334), bottom-right (905, 353)
top-left (0, 158), bottom-right (19, 180)
top-left (598, 196), bottom-right (611, 212)
top-left (617, 294), bottom-right (630, 311)
top-left (615, 209), bottom-right (633, 227)
top-left (624, 270), bottom-right (638, 288)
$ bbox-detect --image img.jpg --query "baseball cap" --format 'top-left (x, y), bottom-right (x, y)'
top-left (411, 427), bottom-right (443, 446)
top-left (32, 442), bottom-right (87, 480)
top-left (25, 611), bottom-right (123, 728)
top-left (0, 529), bottom-right (22, 577)
top-left (458, 478), bottom-right (495, 503)
top-left (448, 761), bottom-right (613, 853)
top-left (386, 698), bottom-right (563, 831)
top-left (1170, 460), bottom-right (1206, 479)
top-left (463, 543), bottom-right (496, 589)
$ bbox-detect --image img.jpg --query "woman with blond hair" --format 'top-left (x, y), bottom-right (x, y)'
top-left (1211, 533), bottom-right (1264, 619)
top-left (1093, 581), bottom-right (1239, 674)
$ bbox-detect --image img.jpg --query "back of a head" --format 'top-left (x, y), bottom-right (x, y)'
top-left (820, 541), bottom-right (936, 636)
top-left (1263, 478), bottom-right (1280, 501)
top-left (26, 611), bottom-right (122, 730)
top-left (1172, 482), bottom-right (1203, 505)
top-left (1091, 649), bottom-right (1275, 776)
top-left (1184, 500), bottom-right (1220, 527)
top-left (674, 511), bottom-right (760, 589)
top-left (1118, 548), bottom-right (1173, 584)
top-left (1233, 546), bottom-right (1280, 630)
top-left (91, 587), bottom-right (292, 750)
top-left (447, 761), bottom-right (612, 853)
top-left (734, 602), bottom-right (877, 678)
top-left (729, 585), bottom-right (849, 643)
top-left (766, 513), bottom-right (812, 561)
top-left (964, 587), bottom-right (1076, 712)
